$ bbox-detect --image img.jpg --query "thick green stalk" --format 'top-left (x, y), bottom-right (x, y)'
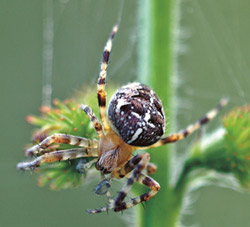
top-left (137, 0), bottom-right (181, 226)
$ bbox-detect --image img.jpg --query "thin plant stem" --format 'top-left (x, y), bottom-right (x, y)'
top-left (137, 0), bottom-right (181, 226)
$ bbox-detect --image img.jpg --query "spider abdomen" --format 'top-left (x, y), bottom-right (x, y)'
top-left (108, 83), bottom-right (165, 146)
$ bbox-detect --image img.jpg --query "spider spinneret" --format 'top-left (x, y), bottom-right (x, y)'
top-left (17, 23), bottom-right (228, 214)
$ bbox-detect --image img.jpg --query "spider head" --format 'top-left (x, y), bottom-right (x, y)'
top-left (96, 131), bottom-right (134, 174)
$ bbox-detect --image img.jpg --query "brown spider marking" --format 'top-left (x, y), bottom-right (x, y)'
top-left (17, 23), bottom-right (228, 213)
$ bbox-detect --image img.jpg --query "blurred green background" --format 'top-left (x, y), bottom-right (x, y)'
top-left (1, 0), bottom-right (250, 226)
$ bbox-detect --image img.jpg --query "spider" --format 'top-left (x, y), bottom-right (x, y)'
top-left (17, 24), bottom-right (227, 213)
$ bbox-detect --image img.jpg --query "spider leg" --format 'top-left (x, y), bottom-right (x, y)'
top-left (25, 133), bottom-right (98, 157)
top-left (116, 159), bottom-right (157, 176)
top-left (87, 153), bottom-right (160, 213)
top-left (97, 24), bottom-right (119, 132)
top-left (113, 173), bottom-right (160, 212)
top-left (146, 162), bottom-right (157, 175)
top-left (112, 153), bottom-right (150, 179)
top-left (81, 104), bottom-right (104, 138)
top-left (17, 148), bottom-right (98, 170)
top-left (114, 153), bottom-right (151, 206)
top-left (142, 98), bottom-right (228, 149)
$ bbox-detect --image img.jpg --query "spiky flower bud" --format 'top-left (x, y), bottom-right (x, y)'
top-left (177, 105), bottom-right (250, 192)
top-left (222, 105), bottom-right (250, 186)
top-left (19, 88), bottom-right (114, 190)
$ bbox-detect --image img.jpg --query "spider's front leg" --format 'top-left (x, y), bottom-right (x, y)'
top-left (87, 153), bottom-right (160, 213)
top-left (25, 133), bottom-right (98, 157)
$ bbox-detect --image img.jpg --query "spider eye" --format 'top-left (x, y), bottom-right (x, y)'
top-left (108, 83), bottom-right (165, 146)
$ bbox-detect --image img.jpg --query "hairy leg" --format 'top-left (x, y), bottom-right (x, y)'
top-left (97, 24), bottom-right (119, 132)
top-left (18, 147), bottom-right (98, 170)
top-left (81, 105), bottom-right (104, 138)
top-left (25, 133), bottom-right (98, 156)
top-left (87, 153), bottom-right (160, 213)
top-left (141, 98), bottom-right (228, 149)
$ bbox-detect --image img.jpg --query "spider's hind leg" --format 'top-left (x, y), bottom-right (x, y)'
top-left (97, 24), bottom-right (119, 132)
top-left (147, 98), bottom-right (228, 148)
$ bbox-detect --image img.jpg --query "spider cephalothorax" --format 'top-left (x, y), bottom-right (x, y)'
top-left (96, 130), bottom-right (133, 174)
top-left (17, 24), bottom-right (227, 213)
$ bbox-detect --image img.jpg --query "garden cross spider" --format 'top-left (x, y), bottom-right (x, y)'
top-left (17, 24), bottom-right (227, 213)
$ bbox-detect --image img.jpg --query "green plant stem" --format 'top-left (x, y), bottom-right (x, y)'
top-left (175, 133), bottom-right (227, 193)
top-left (137, 0), bottom-right (180, 226)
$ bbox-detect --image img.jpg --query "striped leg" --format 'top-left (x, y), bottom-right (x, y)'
top-left (112, 153), bottom-right (156, 179)
top-left (17, 148), bottom-right (98, 170)
top-left (25, 133), bottom-right (98, 157)
top-left (87, 153), bottom-right (160, 213)
top-left (114, 153), bottom-right (150, 207)
top-left (143, 98), bottom-right (228, 149)
top-left (97, 24), bottom-right (119, 132)
top-left (87, 173), bottom-right (159, 213)
top-left (114, 173), bottom-right (160, 212)
top-left (80, 104), bottom-right (104, 138)
top-left (146, 162), bottom-right (157, 175)
top-left (113, 153), bottom-right (145, 179)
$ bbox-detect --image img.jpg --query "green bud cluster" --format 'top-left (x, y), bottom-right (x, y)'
top-left (222, 105), bottom-right (250, 186)
top-left (185, 105), bottom-right (250, 188)
top-left (24, 89), bottom-right (101, 190)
